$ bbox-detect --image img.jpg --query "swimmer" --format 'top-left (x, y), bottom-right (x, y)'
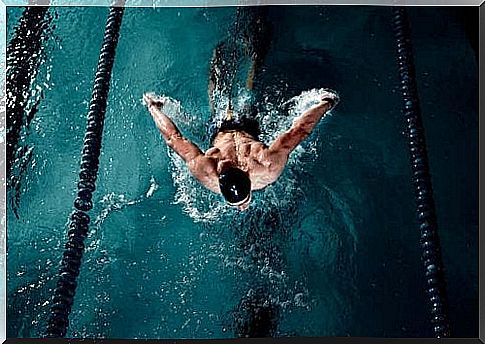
top-left (143, 89), bottom-right (339, 211)
top-left (144, 9), bottom-right (338, 211)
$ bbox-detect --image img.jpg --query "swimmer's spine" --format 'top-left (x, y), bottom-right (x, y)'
top-left (392, 7), bottom-right (451, 338)
top-left (6, 7), bottom-right (50, 180)
top-left (45, 6), bottom-right (124, 338)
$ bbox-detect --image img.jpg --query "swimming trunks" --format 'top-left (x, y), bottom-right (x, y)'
top-left (209, 116), bottom-right (261, 145)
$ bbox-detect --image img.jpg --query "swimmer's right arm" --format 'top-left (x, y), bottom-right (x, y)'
top-left (268, 92), bottom-right (338, 156)
top-left (144, 93), bottom-right (203, 163)
top-left (144, 93), bottom-right (220, 193)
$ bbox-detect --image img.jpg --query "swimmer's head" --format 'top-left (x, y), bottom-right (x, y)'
top-left (219, 167), bottom-right (251, 210)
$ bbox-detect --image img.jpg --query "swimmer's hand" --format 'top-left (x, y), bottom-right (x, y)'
top-left (143, 93), bottom-right (165, 110)
top-left (319, 89), bottom-right (340, 109)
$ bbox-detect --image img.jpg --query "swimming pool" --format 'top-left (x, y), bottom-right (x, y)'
top-left (6, 5), bottom-right (478, 338)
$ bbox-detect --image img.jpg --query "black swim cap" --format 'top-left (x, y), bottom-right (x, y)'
top-left (219, 167), bottom-right (251, 205)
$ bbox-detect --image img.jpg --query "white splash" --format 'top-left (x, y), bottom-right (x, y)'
top-left (94, 176), bottom-right (160, 226)
top-left (158, 88), bottom-right (338, 223)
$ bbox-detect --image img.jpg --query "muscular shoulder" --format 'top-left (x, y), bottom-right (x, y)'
top-left (188, 155), bottom-right (217, 175)
top-left (187, 155), bottom-right (220, 193)
top-left (205, 146), bottom-right (221, 158)
top-left (257, 147), bottom-right (287, 169)
top-left (248, 147), bottom-right (288, 189)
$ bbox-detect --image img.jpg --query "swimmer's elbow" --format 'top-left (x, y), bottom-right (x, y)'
top-left (295, 120), bottom-right (315, 138)
top-left (274, 128), bottom-right (309, 154)
top-left (164, 131), bottom-right (181, 147)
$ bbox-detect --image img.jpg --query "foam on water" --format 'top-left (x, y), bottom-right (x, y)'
top-left (93, 176), bottom-right (160, 228)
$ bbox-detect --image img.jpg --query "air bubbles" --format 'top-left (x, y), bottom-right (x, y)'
top-left (94, 191), bottom-right (143, 226)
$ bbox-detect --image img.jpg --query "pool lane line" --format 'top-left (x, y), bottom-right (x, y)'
top-left (392, 7), bottom-right (451, 338)
top-left (45, 6), bottom-right (125, 338)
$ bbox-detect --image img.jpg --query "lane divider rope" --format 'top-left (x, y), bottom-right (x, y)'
top-left (392, 7), bottom-right (451, 338)
top-left (45, 6), bottom-right (124, 338)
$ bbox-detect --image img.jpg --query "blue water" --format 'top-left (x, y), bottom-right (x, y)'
top-left (6, 6), bottom-right (478, 338)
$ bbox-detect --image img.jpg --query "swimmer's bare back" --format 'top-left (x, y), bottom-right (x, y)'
top-left (143, 91), bottom-right (338, 195)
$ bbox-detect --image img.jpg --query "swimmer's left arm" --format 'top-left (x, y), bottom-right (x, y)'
top-left (268, 95), bottom-right (337, 156)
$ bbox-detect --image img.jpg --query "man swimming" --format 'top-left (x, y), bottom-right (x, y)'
top-left (144, 9), bottom-right (339, 211)
top-left (143, 89), bottom-right (339, 211)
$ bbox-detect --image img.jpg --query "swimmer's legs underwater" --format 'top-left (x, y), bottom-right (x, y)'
top-left (208, 41), bottom-right (233, 116)
top-left (207, 7), bottom-right (271, 122)
top-left (231, 287), bottom-right (280, 338)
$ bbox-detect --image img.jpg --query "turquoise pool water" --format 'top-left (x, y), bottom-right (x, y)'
top-left (6, 6), bottom-right (478, 338)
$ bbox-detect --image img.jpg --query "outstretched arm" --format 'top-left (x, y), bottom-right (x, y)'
top-left (269, 91), bottom-right (339, 156)
top-left (143, 93), bottom-right (203, 163)
top-left (143, 93), bottom-right (220, 193)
